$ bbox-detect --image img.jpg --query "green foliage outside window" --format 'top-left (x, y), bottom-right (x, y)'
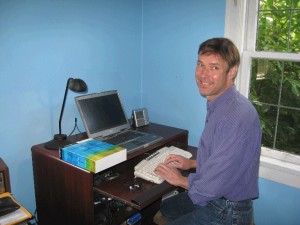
top-left (257, 0), bottom-right (300, 52)
top-left (249, 0), bottom-right (300, 155)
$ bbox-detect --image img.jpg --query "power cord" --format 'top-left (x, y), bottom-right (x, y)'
top-left (68, 117), bottom-right (82, 136)
top-left (27, 209), bottom-right (38, 224)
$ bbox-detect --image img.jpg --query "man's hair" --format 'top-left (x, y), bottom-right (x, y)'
top-left (198, 38), bottom-right (240, 70)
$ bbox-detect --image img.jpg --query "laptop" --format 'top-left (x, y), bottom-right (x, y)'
top-left (75, 90), bottom-right (163, 153)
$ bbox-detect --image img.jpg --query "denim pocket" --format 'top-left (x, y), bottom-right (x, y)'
top-left (207, 200), bottom-right (228, 224)
top-left (231, 205), bottom-right (253, 225)
top-left (206, 199), bottom-right (253, 225)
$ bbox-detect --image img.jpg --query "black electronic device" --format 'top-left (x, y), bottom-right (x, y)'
top-left (0, 196), bottom-right (20, 216)
top-left (132, 108), bottom-right (149, 128)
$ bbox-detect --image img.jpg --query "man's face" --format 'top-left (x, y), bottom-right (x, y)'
top-left (195, 53), bottom-right (236, 102)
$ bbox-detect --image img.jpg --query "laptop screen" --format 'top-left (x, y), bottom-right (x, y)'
top-left (75, 90), bottom-right (130, 139)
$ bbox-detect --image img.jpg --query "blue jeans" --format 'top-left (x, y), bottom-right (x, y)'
top-left (160, 192), bottom-right (253, 225)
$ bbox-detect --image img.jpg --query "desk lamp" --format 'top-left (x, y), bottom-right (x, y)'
top-left (45, 78), bottom-right (87, 150)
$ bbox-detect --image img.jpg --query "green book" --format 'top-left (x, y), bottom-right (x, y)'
top-left (60, 139), bottom-right (126, 173)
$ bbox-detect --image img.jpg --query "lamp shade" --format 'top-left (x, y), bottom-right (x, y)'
top-left (68, 78), bottom-right (87, 92)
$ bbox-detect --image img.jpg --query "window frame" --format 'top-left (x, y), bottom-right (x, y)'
top-left (225, 0), bottom-right (300, 189)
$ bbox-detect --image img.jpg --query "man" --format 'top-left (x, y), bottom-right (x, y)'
top-left (154, 37), bottom-right (262, 225)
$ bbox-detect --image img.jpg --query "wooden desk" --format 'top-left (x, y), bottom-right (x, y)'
top-left (31, 123), bottom-right (195, 225)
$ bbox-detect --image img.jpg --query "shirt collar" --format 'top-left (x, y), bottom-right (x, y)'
top-left (207, 86), bottom-right (237, 112)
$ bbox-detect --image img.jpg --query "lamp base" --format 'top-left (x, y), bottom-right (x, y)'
top-left (44, 134), bottom-right (71, 150)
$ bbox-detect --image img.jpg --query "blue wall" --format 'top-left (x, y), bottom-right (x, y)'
top-left (1, 1), bottom-right (300, 225)
top-left (254, 178), bottom-right (300, 225)
top-left (0, 0), bottom-right (143, 214)
top-left (142, 0), bottom-right (224, 145)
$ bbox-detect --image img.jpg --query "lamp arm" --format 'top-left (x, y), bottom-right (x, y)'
top-left (58, 78), bottom-right (72, 135)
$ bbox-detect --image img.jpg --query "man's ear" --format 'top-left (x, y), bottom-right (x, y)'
top-left (228, 65), bottom-right (238, 80)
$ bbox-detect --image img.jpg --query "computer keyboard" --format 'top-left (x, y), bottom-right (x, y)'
top-left (134, 146), bottom-right (192, 184)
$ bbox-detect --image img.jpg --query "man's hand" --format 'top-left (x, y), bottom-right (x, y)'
top-left (164, 154), bottom-right (196, 170)
top-left (154, 163), bottom-right (189, 189)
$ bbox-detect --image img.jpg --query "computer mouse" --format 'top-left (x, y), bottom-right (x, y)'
top-left (129, 183), bottom-right (141, 191)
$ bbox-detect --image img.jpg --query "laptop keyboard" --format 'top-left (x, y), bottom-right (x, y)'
top-left (105, 131), bottom-right (144, 145)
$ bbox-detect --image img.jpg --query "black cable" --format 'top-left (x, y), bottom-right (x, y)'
top-left (68, 118), bottom-right (83, 136)
top-left (28, 209), bottom-right (38, 225)
top-left (33, 209), bottom-right (38, 225)
top-left (106, 200), bottom-right (113, 225)
top-left (34, 209), bottom-right (38, 224)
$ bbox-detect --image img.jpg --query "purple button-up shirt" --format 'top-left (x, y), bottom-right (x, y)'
top-left (188, 86), bottom-right (262, 206)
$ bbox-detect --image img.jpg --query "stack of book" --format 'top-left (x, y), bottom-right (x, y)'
top-left (60, 139), bottom-right (127, 173)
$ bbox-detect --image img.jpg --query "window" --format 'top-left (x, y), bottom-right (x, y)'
top-left (225, 0), bottom-right (300, 188)
top-left (251, 0), bottom-right (300, 155)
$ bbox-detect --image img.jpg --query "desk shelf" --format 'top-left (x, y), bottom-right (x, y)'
top-left (31, 123), bottom-right (191, 225)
